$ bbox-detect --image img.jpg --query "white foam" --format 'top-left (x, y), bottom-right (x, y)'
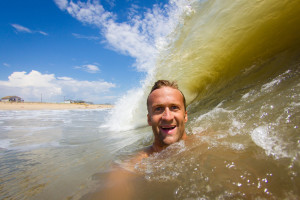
top-left (261, 70), bottom-right (291, 92)
top-left (251, 126), bottom-right (289, 159)
top-left (195, 102), bottom-right (230, 122)
top-left (230, 143), bottom-right (245, 151)
top-left (102, 87), bottom-right (147, 132)
top-left (229, 119), bottom-right (245, 136)
top-left (0, 139), bottom-right (13, 150)
top-left (241, 89), bottom-right (256, 100)
top-left (261, 79), bottom-right (281, 91)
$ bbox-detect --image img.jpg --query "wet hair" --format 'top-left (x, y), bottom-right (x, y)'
top-left (147, 80), bottom-right (186, 111)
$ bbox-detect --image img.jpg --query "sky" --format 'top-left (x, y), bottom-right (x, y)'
top-left (0, 0), bottom-right (187, 104)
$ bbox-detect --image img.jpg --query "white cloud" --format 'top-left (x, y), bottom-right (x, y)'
top-left (63, 0), bottom-right (114, 26)
top-left (74, 64), bottom-right (100, 73)
top-left (38, 31), bottom-right (48, 36)
top-left (72, 33), bottom-right (99, 40)
top-left (54, 0), bottom-right (194, 73)
top-left (11, 24), bottom-right (48, 36)
top-left (105, 0), bottom-right (115, 8)
top-left (11, 24), bottom-right (32, 33)
top-left (57, 76), bottom-right (73, 81)
top-left (54, 0), bottom-right (68, 10)
top-left (6, 70), bottom-right (56, 87)
top-left (0, 70), bottom-right (115, 103)
top-left (3, 63), bottom-right (10, 67)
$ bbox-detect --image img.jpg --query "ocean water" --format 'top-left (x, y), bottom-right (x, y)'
top-left (1, 0), bottom-right (300, 199)
top-left (0, 109), bottom-right (117, 199)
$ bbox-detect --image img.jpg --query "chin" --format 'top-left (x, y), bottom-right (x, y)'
top-left (163, 136), bottom-right (178, 145)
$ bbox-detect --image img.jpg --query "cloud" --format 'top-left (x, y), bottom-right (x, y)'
top-left (11, 24), bottom-right (32, 33)
top-left (104, 0), bottom-right (115, 8)
top-left (54, 0), bottom-right (194, 73)
top-left (72, 33), bottom-right (99, 40)
top-left (63, 0), bottom-right (114, 26)
top-left (74, 64), bottom-right (100, 73)
top-left (54, 0), bottom-right (68, 10)
top-left (57, 76), bottom-right (73, 81)
top-left (11, 24), bottom-right (48, 36)
top-left (38, 31), bottom-right (48, 36)
top-left (0, 70), bottom-right (115, 103)
top-left (3, 63), bottom-right (10, 67)
top-left (127, 4), bottom-right (140, 20)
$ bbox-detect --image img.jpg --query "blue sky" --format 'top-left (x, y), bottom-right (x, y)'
top-left (0, 0), bottom-right (187, 104)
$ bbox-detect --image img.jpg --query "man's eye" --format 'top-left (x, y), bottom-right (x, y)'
top-left (171, 106), bottom-right (179, 110)
top-left (154, 107), bottom-right (163, 112)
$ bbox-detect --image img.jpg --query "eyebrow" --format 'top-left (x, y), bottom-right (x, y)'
top-left (151, 103), bottom-right (163, 108)
top-left (151, 103), bottom-right (181, 108)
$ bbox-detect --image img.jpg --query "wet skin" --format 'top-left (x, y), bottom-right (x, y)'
top-left (147, 86), bottom-right (187, 152)
top-left (88, 87), bottom-right (189, 199)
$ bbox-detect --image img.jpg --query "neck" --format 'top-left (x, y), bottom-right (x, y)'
top-left (151, 132), bottom-right (187, 153)
top-left (151, 143), bottom-right (167, 153)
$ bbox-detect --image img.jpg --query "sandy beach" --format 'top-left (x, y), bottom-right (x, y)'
top-left (0, 102), bottom-right (113, 110)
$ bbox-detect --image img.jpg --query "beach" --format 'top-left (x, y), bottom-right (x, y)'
top-left (0, 102), bottom-right (113, 110)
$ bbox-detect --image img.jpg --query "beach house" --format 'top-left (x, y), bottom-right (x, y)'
top-left (1, 96), bottom-right (23, 102)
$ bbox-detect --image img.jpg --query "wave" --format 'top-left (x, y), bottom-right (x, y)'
top-left (105, 0), bottom-right (300, 133)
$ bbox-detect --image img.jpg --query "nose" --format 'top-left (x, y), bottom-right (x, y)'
top-left (162, 107), bottom-right (173, 121)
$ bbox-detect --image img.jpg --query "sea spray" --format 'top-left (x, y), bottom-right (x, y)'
top-left (102, 87), bottom-right (147, 132)
top-left (104, 0), bottom-right (197, 132)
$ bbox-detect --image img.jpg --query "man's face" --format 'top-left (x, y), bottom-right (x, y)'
top-left (147, 87), bottom-right (187, 146)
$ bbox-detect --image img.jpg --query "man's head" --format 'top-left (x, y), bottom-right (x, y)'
top-left (147, 80), bottom-right (188, 149)
top-left (147, 80), bottom-right (186, 112)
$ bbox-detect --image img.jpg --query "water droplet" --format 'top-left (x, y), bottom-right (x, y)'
top-left (262, 178), bottom-right (268, 183)
top-left (264, 188), bottom-right (270, 194)
top-left (257, 181), bottom-right (261, 188)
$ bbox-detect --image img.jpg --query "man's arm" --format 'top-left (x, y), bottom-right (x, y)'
top-left (81, 152), bottom-right (149, 200)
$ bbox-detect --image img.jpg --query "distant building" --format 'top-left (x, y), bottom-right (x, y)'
top-left (1, 96), bottom-right (23, 102)
top-left (64, 99), bottom-right (93, 104)
top-left (74, 100), bottom-right (85, 104)
top-left (64, 100), bottom-right (74, 104)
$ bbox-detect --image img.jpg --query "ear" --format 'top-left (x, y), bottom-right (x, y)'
top-left (184, 111), bottom-right (188, 123)
top-left (147, 114), bottom-right (152, 126)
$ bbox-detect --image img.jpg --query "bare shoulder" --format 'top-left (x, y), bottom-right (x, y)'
top-left (119, 146), bottom-right (153, 172)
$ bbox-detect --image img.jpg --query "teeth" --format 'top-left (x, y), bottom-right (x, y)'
top-left (161, 126), bottom-right (175, 129)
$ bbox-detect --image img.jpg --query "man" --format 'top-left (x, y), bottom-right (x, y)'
top-left (85, 80), bottom-right (188, 199)
top-left (146, 80), bottom-right (188, 154)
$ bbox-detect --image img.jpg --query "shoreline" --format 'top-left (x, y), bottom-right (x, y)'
top-left (0, 102), bottom-right (113, 110)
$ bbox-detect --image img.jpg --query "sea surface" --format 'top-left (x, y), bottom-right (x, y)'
top-left (1, 0), bottom-right (300, 199)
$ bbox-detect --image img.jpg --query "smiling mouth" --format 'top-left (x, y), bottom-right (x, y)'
top-left (161, 125), bottom-right (176, 132)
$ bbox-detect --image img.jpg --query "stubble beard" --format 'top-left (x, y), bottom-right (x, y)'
top-left (156, 128), bottom-right (183, 146)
